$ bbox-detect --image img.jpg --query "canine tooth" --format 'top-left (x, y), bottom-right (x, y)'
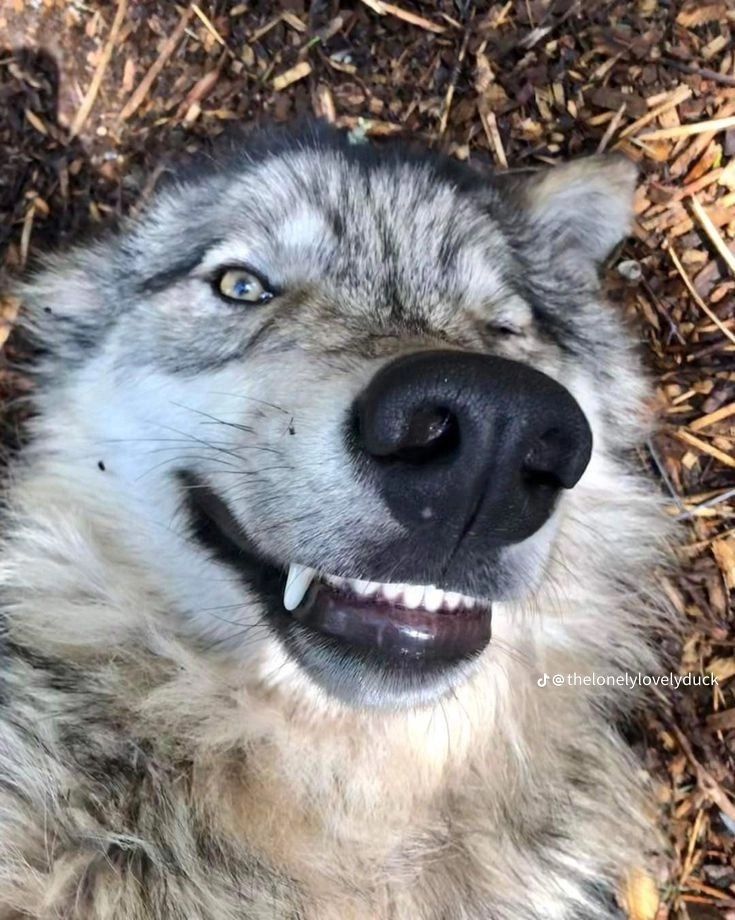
top-left (403, 584), bottom-right (425, 609)
top-left (444, 592), bottom-right (461, 611)
top-left (424, 586), bottom-right (444, 612)
top-left (283, 563), bottom-right (315, 611)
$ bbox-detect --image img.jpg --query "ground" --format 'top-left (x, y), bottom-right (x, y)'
top-left (0, 1), bottom-right (733, 918)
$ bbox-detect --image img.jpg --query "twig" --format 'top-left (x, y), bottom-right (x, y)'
top-left (680, 807), bottom-right (707, 884)
top-left (690, 402), bottom-right (735, 432)
top-left (191, 4), bottom-right (226, 46)
top-left (668, 246), bottom-right (735, 347)
top-left (646, 438), bottom-right (686, 513)
top-left (19, 203), bottom-right (35, 268)
top-left (675, 487), bottom-right (735, 522)
top-left (357, 0), bottom-right (386, 12)
top-left (673, 429), bottom-right (735, 470)
top-left (637, 115), bottom-right (735, 143)
top-left (661, 56), bottom-right (735, 88)
top-left (25, 110), bottom-right (48, 135)
top-left (70, 0), bottom-right (128, 137)
top-left (382, 1), bottom-right (446, 32)
top-left (619, 85), bottom-right (692, 140)
top-left (118, 6), bottom-right (193, 122)
top-left (671, 100), bottom-right (735, 177)
top-left (689, 195), bottom-right (735, 280)
top-left (437, 7), bottom-right (473, 137)
top-left (672, 724), bottom-right (735, 826)
top-left (596, 102), bottom-right (626, 153)
top-left (480, 109), bottom-right (508, 168)
top-left (359, 0), bottom-right (446, 33)
top-left (518, 0), bottom-right (580, 51)
top-left (646, 168), bottom-right (724, 207)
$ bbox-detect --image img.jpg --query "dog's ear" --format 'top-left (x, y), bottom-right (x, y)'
top-left (515, 155), bottom-right (638, 268)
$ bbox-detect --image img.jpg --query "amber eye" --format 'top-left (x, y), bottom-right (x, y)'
top-left (216, 268), bottom-right (273, 304)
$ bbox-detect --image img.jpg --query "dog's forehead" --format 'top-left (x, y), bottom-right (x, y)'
top-left (201, 149), bottom-right (515, 303)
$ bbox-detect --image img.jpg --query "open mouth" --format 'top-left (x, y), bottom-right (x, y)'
top-left (181, 471), bottom-right (493, 704)
top-left (284, 565), bottom-right (492, 663)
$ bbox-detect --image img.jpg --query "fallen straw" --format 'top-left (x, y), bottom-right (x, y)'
top-left (637, 114), bottom-right (735, 142)
top-left (668, 246), bottom-right (735, 347)
top-left (70, 0), bottom-right (128, 137)
top-left (118, 6), bottom-right (193, 122)
top-left (689, 194), bottom-right (735, 280)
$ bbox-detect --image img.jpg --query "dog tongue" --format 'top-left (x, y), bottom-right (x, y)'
top-left (291, 580), bottom-right (492, 663)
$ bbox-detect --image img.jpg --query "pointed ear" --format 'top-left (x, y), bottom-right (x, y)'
top-left (518, 155), bottom-right (638, 267)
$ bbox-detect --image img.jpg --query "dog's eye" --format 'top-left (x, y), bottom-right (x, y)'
top-left (487, 321), bottom-right (523, 337)
top-left (215, 268), bottom-right (273, 304)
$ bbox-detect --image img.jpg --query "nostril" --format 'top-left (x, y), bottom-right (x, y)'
top-left (393, 406), bottom-right (460, 465)
top-left (522, 427), bottom-right (568, 491)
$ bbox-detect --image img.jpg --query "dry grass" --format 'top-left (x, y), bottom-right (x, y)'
top-left (0, 1), bottom-right (733, 917)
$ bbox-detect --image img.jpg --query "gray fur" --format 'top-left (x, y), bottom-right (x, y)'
top-left (0, 127), bottom-right (672, 919)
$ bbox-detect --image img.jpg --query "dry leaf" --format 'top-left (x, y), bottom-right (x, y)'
top-left (624, 869), bottom-right (660, 920)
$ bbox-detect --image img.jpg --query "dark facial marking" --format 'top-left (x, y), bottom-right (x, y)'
top-left (134, 243), bottom-right (222, 295)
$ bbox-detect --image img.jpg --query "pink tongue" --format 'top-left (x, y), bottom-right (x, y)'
top-left (291, 580), bottom-right (492, 663)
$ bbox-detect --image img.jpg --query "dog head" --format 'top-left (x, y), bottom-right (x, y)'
top-left (21, 124), bottom-right (648, 708)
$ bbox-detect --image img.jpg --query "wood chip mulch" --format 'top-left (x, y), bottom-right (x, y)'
top-left (0, 2), bottom-right (733, 918)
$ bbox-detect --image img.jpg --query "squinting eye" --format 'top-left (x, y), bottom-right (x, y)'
top-left (216, 268), bottom-right (274, 304)
top-left (488, 322), bottom-right (523, 337)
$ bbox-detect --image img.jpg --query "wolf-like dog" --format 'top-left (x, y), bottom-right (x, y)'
top-left (0, 124), bottom-right (670, 919)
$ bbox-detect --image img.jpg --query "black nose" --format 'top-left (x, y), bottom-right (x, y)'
top-left (354, 350), bottom-right (592, 546)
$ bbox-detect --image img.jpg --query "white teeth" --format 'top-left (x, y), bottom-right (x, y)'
top-left (283, 563), bottom-right (316, 611)
top-left (282, 566), bottom-right (486, 614)
top-left (444, 592), bottom-right (461, 611)
top-left (403, 584), bottom-right (425, 609)
top-left (382, 583), bottom-right (403, 602)
top-left (351, 578), bottom-right (377, 596)
top-left (424, 586), bottom-right (444, 612)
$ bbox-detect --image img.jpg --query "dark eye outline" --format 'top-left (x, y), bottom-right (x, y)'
top-left (210, 264), bottom-right (278, 305)
top-left (486, 320), bottom-right (524, 337)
